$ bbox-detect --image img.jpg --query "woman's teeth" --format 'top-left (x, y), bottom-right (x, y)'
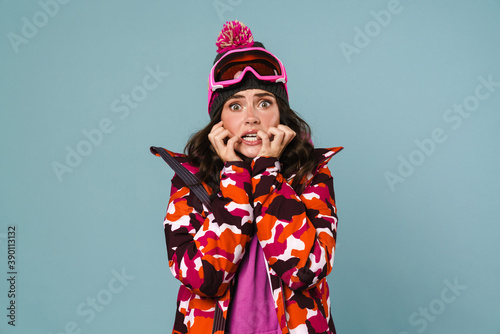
top-left (242, 134), bottom-right (258, 142)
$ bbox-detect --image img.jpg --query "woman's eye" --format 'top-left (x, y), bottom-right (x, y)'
top-left (259, 100), bottom-right (271, 108)
top-left (229, 103), bottom-right (241, 111)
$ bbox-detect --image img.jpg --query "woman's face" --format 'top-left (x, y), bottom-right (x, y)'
top-left (220, 89), bottom-right (280, 159)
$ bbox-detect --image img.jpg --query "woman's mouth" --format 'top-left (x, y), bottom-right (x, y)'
top-left (240, 133), bottom-right (262, 145)
top-left (241, 133), bottom-right (258, 142)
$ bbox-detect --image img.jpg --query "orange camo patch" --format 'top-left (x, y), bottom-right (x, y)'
top-left (168, 199), bottom-right (194, 222)
top-left (286, 300), bottom-right (309, 329)
top-left (231, 165), bottom-right (247, 175)
top-left (222, 183), bottom-right (249, 204)
top-left (203, 183), bottom-right (213, 196)
top-left (283, 285), bottom-right (292, 299)
top-left (278, 213), bottom-right (307, 243)
top-left (275, 172), bottom-right (286, 183)
top-left (190, 297), bottom-right (216, 311)
top-left (188, 314), bottom-right (213, 333)
top-left (290, 225), bottom-right (316, 258)
top-left (321, 293), bottom-right (330, 318)
top-left (303, 194), bottom-right (328, 212)
top-left (257, 215), bottom-right (278, 241)
top-left (201, 229), bottom-right (245, 253)
top-left (205, 254), bottom-right (237, 273)
top-left (189, 239), bottom-right (201, 254)
top-left (318, 231), bottom-right (335, 250)
top-left (275, 290), bottom-right (287, 331)
top-left (171, 186), bottom-right (190, 200)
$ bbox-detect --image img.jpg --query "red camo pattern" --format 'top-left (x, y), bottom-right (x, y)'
top-left (157, 147), bottom-right (343, 334)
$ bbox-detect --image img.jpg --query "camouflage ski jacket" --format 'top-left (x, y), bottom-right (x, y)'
top-left (153, 147), bottom-right (343, 334)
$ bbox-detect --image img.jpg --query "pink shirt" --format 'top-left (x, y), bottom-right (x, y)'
top-left (226, 236), bottom-right (281, 334)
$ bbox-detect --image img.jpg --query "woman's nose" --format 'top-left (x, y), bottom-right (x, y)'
top-left (245, 105), bottom-right (260, 124)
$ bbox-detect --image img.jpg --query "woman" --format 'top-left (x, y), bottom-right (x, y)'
top-left (151, 21), bottom-right (342, 334)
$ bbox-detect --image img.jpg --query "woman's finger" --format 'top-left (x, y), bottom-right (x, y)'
top-left (277, 124), bottom-right (296, 139)
top-left (267, 127), bottom-right (290, 157)
top-left (276, 124), bottom-right (296, 146)
top-left (256, 130), bottom-right (275, 157)
top-left (225, 136), bottom-right (242, 162)
top-left (257, 129), bottom-right (270, 146)
top-left (268, 127), bottom-right (285, 146)
top-left (211, 120), bottom-right (223, 131)
top-left (209, 124), bottom-right (242, 162)
top-left (212, 129), bottom-right (230, 152)
top-left (208, 127), bottom-right (225, 153)
top-left (208, 122), bottom-right (223, 139)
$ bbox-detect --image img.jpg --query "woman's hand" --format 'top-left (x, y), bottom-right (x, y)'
top-left (257, 124), bottom-right (296, 158)
top-left (208, 121), bottom-right (242, 163)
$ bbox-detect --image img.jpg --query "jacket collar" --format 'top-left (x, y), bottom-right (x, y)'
top-left (314, 147), bottom-right (343, 166)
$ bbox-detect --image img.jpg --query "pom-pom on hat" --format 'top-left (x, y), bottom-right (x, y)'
top-left (216, 20), bottom-right (254, 54)
top-left (208, 21), bottom-right (289, 118)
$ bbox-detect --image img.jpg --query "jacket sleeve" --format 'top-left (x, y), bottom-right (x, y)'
top-left (251, 156), bottom-right (338, 291)
top-left (164, 161), bottom-right (254, 297)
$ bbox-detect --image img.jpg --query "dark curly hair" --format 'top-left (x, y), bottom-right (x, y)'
top-left (184, 98), bottom-right (317, 195)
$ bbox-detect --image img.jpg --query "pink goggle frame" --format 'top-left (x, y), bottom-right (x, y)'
top-left (208, 47), bottom-right (288, 113)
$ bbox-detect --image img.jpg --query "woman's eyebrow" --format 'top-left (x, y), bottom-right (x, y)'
top-left (255, 92), bottom-right (275, 98)
top-left (228, 93), bottom-right (244, 99)
top-left (227, 92), bottom-right (275, 100)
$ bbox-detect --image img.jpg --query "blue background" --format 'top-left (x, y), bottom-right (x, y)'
top-left (1, 0), bottom-right (499, 333)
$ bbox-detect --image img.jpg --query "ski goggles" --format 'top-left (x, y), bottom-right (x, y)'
top-left (208, 47), bottom-right (288, 106)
